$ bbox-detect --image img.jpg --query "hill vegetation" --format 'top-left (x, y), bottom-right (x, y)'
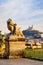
top-left (22, 26), bottom-right (43, 39)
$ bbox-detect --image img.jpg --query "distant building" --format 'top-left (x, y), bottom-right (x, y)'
top-left (28, 25), bottom-right (33, 30)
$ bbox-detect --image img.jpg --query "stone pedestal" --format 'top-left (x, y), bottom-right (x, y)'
top-left (5, 35), bottom-right (26, 58)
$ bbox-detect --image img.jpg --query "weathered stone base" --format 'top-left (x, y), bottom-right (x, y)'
top-left (9, 41), bottom-right (26, 58)
top-left (5, 41), bottom-right (26, 59)
top-left (9, 50), bottom-right (24, 59)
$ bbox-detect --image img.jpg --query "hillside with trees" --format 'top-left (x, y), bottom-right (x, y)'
top-left (23, 26), bottom-right (43, 39)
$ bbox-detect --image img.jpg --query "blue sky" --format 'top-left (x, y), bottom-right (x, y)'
top-left (0, 0), bottom-right (43, 33)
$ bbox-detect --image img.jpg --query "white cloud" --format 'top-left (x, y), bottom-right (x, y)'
top-left (0, 0), bottom-right (34, 32)
top-left (0, 0), bottom-right (43, 33)
top-left (29, 9), bottom-right (43, 17)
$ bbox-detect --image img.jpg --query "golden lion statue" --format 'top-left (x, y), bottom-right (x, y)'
top-left (7, 18), bottom-right (24, 37)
